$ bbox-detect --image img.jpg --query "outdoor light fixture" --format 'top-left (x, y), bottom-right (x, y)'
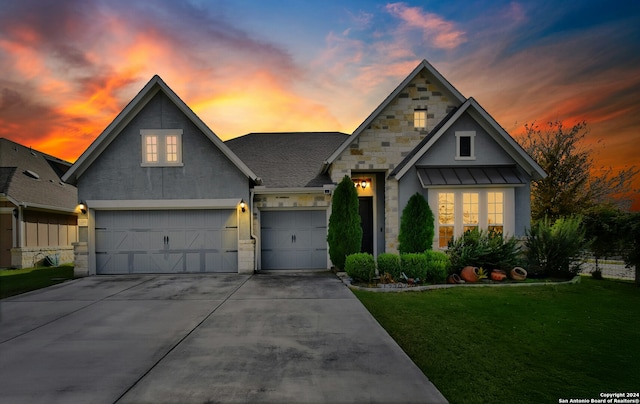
top-left (240, 199), bottom-right (246, 212)
top-left (353, 178), bottom-right (370, 189)
top-left (78, 201), bottom-right (87, 214)
top-left (360, 180), bottom-right (368, 189)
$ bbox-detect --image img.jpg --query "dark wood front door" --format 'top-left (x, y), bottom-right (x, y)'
top-left (359, 197), bottom-right (373, 254)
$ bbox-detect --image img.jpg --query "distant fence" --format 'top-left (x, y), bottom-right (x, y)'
top-left (581, 256), bottom-right (636, 280)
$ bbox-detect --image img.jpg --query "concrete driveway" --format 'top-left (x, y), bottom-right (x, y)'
top-left (0, 271), bottom-right (447, 403)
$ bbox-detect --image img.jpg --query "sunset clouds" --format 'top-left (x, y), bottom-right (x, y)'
top-left (0, 0), bottom-right (638, 206)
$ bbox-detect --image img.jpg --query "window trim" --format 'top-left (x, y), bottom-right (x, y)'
top-left (140, 129), bottom-right (184, 167)
top-left (414, 109), bottom-right (427, 130)
top-left (455, 131), bottom-right (476, 160)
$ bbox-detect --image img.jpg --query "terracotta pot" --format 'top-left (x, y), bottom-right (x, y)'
top-left (447, 274), bottom-right (462, 284)
top-left (460, 266), bottom-right (480, 283)
top-left (511, 267), bottom-right (527, 281)
top-left (490, 269), bottom-right (507, 281)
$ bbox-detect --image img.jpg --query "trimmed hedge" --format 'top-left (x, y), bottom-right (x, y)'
top-left (425, 250), bottom-right (449, 283)
top-left (345, 253), bottom-right (376, 283)
top-left (377, 253), bottom-right (401, 280)
top-left (401, 253), bottom-right (428, 281)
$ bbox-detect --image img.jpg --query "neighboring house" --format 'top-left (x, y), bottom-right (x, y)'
top-left (0, 138), bottom-right (78, 268)
top-left (63, 59), bottom-right (545, 276)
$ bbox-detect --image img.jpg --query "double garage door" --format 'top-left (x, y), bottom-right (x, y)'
top-left (95, 209), bottom-right (237, 274)
top-left (261, 210), bottom-right (327, 270)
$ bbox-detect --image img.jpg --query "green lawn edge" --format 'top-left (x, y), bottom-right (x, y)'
top-left (353, 277), bottom-right (640, 404)
top-left (0, 265), bottom-right (75, 299)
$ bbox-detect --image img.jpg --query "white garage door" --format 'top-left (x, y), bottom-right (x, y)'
top-left (261, 210), bottom-right (327, 270)
top-left (95, 210), bottom-right (237, 274)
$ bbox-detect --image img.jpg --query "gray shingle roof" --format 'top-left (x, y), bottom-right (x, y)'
top-left (226, 132), bottom-right (349, 188)
top-left (0, 138), bottom-right (78, 211)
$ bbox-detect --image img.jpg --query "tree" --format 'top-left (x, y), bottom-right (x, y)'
top-left (327, 175), bottom-right (362, 270)
top-left (520, 120), bottom-right (638, 222)
top-left (583, 204), bottom-right (624, 271)
top-left (398, 192), bottom-right (434, 253)
top-left (618, 211), bottom-right (640, 287)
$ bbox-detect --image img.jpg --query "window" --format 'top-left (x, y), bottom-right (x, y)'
top-left (455, 131), bottom-right (475, 160)
top-left (141, 129), bottom-right (183, 166)
top-left (438, 192), bottom-right (455, 248)
top-left (414, 110), bottom-right (427, 129)
top-left (487, 192), bottom-right (504, 234)
top-left (462, 192), bottom-right (479, 233)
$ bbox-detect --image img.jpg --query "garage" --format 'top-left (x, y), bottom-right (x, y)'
top-left (95, 209), bottom-right (238, 274)
top-left (260, 210), bottom-right (327, 270)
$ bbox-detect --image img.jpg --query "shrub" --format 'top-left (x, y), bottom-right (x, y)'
top-left (398, 193), bottom-right (434, 254)
top-left (424, 250), bottom-right (449, 283)
top-left (327, 175), bottom-right (362, 270)
top-left (401, 253), bottom-right (428, 281)
top-left (345, 253), bottom-right (376, 283)
top-left (525, 216), bottom-right (587, 279)
top-left (446, 229), bottom-right (523, 274)
top-left (377, 253), bottom-right (401, 281)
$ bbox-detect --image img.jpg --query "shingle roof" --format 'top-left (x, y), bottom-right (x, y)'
top-left (0, 138), bottom-right (77, 211)
top-left (226, 132), bottom-right (349, 188)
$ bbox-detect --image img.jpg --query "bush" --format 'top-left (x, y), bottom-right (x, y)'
top-left (398, 193), bottom-right (434, 254)
top-left (446, 229), bottom-right (522, 273)
top-left (345, 253), bottom-right (375, 283)
top-left (327, 175), bottom-right (362, 270)
top-left (424, 250), bottom-right (449, 283)
top-left (377, 253), bottom-right (401, 281)
top-left (525, 216), bottom-right (587, 279)
top-left (401, 253), bottom-right (428, 281)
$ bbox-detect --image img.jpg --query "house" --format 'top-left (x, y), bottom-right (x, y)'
top-left (0, 138), bottom-right (78, 268)
top-left (63, 60), bottom-right (545, 276)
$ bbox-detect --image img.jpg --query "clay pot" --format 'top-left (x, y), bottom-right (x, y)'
top-left (490, 269), bottom-right (507, 281)
top-left (511, 267), bottom-right (527, 281)
top-left (447, 274), bottom-right (463, 284)
top-left (460, 266), bottom-right (480, 283)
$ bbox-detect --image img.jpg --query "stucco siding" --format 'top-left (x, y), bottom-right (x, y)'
top-left (78, 92), bottom-right (249, 202)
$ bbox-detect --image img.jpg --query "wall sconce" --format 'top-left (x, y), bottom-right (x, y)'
top-left (77, 201), bottom-right (87, 214)
top-left (353, 179), bottom-right (370, 189)
top-left (240, 199), bottom-right (246, 213)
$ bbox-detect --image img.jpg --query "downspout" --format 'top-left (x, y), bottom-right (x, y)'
top-left (250, 187), bottom-right (258, 273)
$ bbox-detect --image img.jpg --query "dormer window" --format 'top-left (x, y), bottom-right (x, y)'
top-left (455, 131), bottom-right (475, 160)
top-left (141, 129), bottom-right (183, 166)
top-left (414, 110), bottom-right (427, 129)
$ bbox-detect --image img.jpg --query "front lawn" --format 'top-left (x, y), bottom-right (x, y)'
top-left (354, 278), bottom-right (640, 403)
top-left (0, 265), bottom-right (74, 299)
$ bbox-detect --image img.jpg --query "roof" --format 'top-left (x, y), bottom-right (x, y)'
top-left (390, 97), bottom-right (547, 180)
top-left (416, 166), bottom-right (526, 187)
top-left (226, 132), bottom-right (349, 188)
top-left (62, 75), bottom-right (259, 185)
top-left (323, 59), bottom-right (466, 171)
top-left (0, 138), bottom-right (78, 212)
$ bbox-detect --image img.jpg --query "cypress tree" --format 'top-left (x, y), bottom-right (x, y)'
top-left (327, 175), bottom-right (362, 270)
top-left (398, 192), bottom-right (434, 253)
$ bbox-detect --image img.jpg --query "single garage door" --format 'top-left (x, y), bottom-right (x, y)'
top-left (95, 209), bottom-right (237, 274)
top-left (261, 210), bottom-right (327, 270)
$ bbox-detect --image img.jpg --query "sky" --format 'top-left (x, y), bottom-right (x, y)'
top-left (1, 0), bottom-right (639, 208)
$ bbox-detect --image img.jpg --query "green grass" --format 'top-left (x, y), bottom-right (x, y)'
top-left (0, 265), bottom-right (74, 298)
top-left (354, 278), bottom-right (640, 403)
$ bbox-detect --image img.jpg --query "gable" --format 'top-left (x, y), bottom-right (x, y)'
top-left (76, 91), bottom-right (250, 200)
top-left (63, 75), bottom-right (257, 186)
top-left (324, 60), bottom-right (466, 172)
top-left (391, 98), bottom-right (546, 180)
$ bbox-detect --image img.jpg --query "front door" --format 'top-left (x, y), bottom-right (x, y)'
top-left (359, 197), bottom-right (373, 254)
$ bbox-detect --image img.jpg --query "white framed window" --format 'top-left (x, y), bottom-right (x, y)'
top-left (487, 191), bottom-right (504, 234)
top-left (455, 131), bottom-right (476, 160)
top-left (431, 189), bottom-right (513, 249)
top-left (141, 129), bottom-right (183, 166)
top-left (462, 192), bottom-right (479, 233)
top-left (414, 110), bottom-right (427, 129)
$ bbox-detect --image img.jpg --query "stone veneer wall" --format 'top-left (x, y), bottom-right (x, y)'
top-left (238, 239), bottom-right (255, 274)
top-left (329, 72), bottom-right (459, 253)
top-left (11, 246), bottom-right (74, 269)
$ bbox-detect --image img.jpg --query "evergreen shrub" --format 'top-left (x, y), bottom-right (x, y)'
top-left (327, 176), bottom-right (362, 270)
top-left (377, 253), bottom-right (401, 280)
top-left (345, 253), bottom-right (375, 283)
top-left (401, 253), bottom-right (428, 281)
top-left (398, 193), bottom-right (434, 253)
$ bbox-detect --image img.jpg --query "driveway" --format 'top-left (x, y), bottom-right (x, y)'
top-left (0, 271), bottom-right (447, 403)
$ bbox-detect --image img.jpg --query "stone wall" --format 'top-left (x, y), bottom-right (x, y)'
top-left (238, 239), bottom-right (255, 274)
top-left (330, 71), bottom-right (459, 253)
top-left (11, 246), bottom-right (74, 269)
